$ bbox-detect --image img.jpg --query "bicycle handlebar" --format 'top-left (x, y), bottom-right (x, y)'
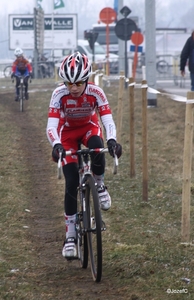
top-left (57, 147), bottom-right (118, 179)
top-left (11, 74), bottom-right (32, 82)
top-left (65, 147), bottom-right (109, 156)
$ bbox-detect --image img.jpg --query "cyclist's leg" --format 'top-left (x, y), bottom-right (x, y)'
top-left (87, 135), bottom-right (105, 176)
top-left (62, 162), bottom-right (79, 257)
top-left (87, 135), bottom-right (111, 211)
top-left (15, 76), bottom-right (20, 101)
top-left (63, 162), bottom-right (79, 215)
top-left (24, 76), bottom-right (28, 90)
top-left (22, 70), bottom-right (29, 99)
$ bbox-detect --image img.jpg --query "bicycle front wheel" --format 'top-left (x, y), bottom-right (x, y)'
top-left (156, 60), bottom-right (169, 74)
top-left (76, 210), bottom-right (88, 269)
top-left (20, 83), bottom-right (24, 112)
top-left (85, 175), bottom-right (102, 282)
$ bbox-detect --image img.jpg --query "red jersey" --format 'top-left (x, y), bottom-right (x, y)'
top-left (12, 57), bottom-right (32, 73)
top-left (46, 82), bottom-right (116, 148)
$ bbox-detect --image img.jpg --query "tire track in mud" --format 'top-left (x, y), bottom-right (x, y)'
top-left (1, 91), bottom-right (65, 264)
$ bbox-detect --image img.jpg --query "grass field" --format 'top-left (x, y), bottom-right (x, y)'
top-left (0, 77), bottom-right (194, 299)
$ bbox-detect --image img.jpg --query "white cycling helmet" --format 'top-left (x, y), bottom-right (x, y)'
top-left (59, 51), bottom-right (92, 83)
top-left (14, 47), bottom-right (23, 57)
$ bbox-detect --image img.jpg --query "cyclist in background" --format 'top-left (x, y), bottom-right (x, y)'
top-left (46, 51), bottom-right (122, 259)
top-left (11, 48), bottom-right (32, 101)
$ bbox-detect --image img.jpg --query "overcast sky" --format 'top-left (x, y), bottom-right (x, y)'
top-left (2, 0), bottom-right (194, 29)
top-left (1, 0), bottom-right (193, 59)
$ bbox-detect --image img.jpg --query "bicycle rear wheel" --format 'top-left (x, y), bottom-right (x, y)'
top-left (85, 175), bottom-right (102, 282)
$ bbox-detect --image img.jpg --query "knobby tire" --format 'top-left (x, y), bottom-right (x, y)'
top-left (77, 206), bottom-right (88, 268)
top-left (85, 174), bottom-right (102, 282)
top-left (20, 82), bottom-right (24, 112)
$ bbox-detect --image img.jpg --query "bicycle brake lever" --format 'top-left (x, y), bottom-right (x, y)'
top-left (113, 150), bottom-right (118, 175)
top-left (57, 151), bottom-right (62, 179)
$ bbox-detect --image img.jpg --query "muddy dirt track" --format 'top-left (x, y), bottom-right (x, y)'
top-left (0, 85), bottom-right (130, 300)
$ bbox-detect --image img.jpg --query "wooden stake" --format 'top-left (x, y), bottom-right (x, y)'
top-left (181, 91), bottom-right (194, 242)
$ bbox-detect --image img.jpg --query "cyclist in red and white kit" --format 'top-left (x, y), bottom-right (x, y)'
top-left (46, 51), bottom-right (122, 259)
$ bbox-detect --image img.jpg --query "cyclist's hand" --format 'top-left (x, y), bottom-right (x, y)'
top-left (52, 143), bottom-right (66, 162)
top-left (181, 70), bottom-right (185, 77)
top-left (29, 72), bottom-right (32, 82)
top-left (107, 139), bottom-right (122, 158)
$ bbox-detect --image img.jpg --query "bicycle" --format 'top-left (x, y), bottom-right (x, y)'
top-left (57, 145), bottom-right (118, 282)
top-left (135, 53), bottom-right (170, 74)
top-left (12, 74), bottom-right (31, 112)
top-left (31, 53), bottom-right (55, 78)
top-left (4, 65), bottom-right (12, 78)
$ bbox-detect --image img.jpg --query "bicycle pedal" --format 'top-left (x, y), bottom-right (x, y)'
top-left (101, 220), bottom-right (106, 231)
top-left (65, 256), bottom-right (78, 261)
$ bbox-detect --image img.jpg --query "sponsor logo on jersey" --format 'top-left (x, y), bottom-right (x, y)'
top-left (47, 129), bottom-right (55, 142)
top-left (52, 88), bottom-right (65, 100)
top-left (89, 87), bottom-right (106, 103)
top-left (67, 99), bottom-right (77, 105)
top-left (82, 102), bottom-right (90, 107)
top-left (86, 130), bottom-right (92, 139)
top-left (108, 124), bottom-right (114, 136)
top-left (54, 102), bottom-right (60, 108)
top-left (65, 107), bottom-right (92, 118)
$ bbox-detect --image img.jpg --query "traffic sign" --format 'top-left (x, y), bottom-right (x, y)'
top-left (131, 32), bottom-right (144, 45)
top-left (130, 45), bottom-right (143, 53)
top-left (99, 7), bottom-right (117, 25)
top-left (115, 18), bottom-right (137, 41)
top-left (120, 6), bottom-right (131, 17)
top-left (99, 7), bottom-right (116, 75)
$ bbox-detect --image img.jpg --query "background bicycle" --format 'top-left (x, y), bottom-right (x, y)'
top-left (31, 53), bottom-right (55, 78)
top-left (3, 65), bottom-right (12, 77)
top-left (135, 52), bottom-right (170, 74)
top-left (12, 73), bottom-right (31, 112)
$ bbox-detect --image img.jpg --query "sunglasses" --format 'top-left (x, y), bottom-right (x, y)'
top-left (65, 81), bottom-right (86, 87)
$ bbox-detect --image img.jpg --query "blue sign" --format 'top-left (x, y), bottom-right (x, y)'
top-left (130, 45), bottom-right (143, 52)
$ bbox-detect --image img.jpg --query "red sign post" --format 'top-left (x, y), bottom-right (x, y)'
top-left (99, 7), bottom-right (116, 75)
top-left (131, 32), bottom-right (144, 78)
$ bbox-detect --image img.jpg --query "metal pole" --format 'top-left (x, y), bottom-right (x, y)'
top-left (33, 8), bottom-right (38, 79)
top-left (123, 15), bottom-right (128, 88)
top-left (145, 0), bottom-right (157, 107)
top-left (118, 0), bottom-right (124, 72)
